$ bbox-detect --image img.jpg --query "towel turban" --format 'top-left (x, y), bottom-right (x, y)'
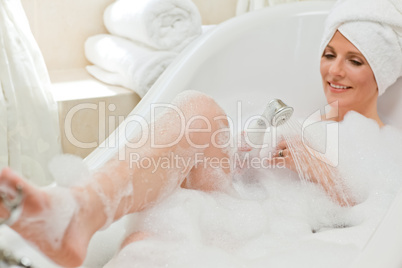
top-left (320, 0), bottom-right (402, 96)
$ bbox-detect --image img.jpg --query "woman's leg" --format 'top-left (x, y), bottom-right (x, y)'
top-left (120, 231), bottom-right (150, 249)
top-left (0, 90), bottom-right (233, 267)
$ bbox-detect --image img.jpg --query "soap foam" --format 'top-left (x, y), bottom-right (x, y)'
top-left (101, 111), bottom-right (402, 267)
top-left (17, 186), bottom-right (78, 250)
top-left (48, 154), bottom-right (90, 187)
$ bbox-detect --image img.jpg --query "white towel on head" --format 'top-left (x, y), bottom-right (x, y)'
top-left (320, 0), bottom-right (402, 96)
top-left (104, 0), bottom-right (202, 52)
top-left (85, 34), bottom-right (177, 97)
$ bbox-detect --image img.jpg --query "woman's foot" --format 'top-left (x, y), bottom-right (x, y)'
top-left (0, 168), bottom-right (96, 267)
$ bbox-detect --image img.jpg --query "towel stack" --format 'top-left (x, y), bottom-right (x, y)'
top-left (85, 0), bottom-right (202, 97)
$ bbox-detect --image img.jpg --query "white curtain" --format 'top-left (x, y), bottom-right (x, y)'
top-left (0, 0), bottom-right (62, 186)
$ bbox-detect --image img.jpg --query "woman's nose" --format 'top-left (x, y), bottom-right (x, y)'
top-left (328, 59), bottom-right (346, 77)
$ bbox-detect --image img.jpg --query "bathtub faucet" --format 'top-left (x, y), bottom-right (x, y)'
top-left (0, 184), bottom-right (24, 225)
top-left (0, 248), bottom-right (33, 267)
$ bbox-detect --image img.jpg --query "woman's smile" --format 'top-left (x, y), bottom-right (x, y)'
top-left (327, 81), bottom-right (352, 93)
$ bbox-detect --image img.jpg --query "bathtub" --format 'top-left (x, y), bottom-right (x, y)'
top-left (84, 1), bottom-right (402, 267)
top-left (2, 1), bottom-right (402, 267)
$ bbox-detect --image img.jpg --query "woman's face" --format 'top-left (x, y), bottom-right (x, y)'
top-left (320, 31), bottom-right (378, 114)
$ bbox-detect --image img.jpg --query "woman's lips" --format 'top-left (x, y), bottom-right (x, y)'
top-left (328, 82), bottom-right (351, 93)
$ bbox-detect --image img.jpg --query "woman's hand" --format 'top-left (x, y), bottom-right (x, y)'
top-left (265, 138), bottom-right (354, 207)
top-left (271, 139), bottom-right (297, 172)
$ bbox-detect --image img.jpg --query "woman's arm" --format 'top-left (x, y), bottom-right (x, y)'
top-left (268, 139), bottom-right (355, 207)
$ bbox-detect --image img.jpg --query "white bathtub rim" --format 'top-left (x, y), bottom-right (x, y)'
top-left (84, 1), bottom-right (336, 170)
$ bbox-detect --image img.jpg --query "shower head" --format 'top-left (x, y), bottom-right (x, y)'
top-left (244, 98), bottom-right (294, 150)
top-left (264, 99), bottom-right (294, 127)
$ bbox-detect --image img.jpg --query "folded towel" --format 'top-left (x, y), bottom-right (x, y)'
top-left (104, 0), bottom-right (202, 52)
top-left (320, 0), bottom-right (402, 96)
top-left (85, 34), bottom-right (177, 97)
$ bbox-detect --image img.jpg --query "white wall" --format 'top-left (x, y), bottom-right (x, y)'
top-left (21, 0), bottom-right (115, 70)
top-left (192, 0), bottom-right (237, 24)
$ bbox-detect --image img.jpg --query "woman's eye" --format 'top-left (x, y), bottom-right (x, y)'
top-left (323, 54), bottom-right (335, 59)
top-left (350, 60), bottom-right (363, 66)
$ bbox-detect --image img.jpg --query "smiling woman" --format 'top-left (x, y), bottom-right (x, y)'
top-left (1, 1), bottom-right (402, 268)
top-left (320, 31), bottom-right (382, 126)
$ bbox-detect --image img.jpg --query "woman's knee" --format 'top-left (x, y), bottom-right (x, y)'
top-left (171, 91), bottom-right (229, 147)
top-left (172, 90), bottom-right (226, 120)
